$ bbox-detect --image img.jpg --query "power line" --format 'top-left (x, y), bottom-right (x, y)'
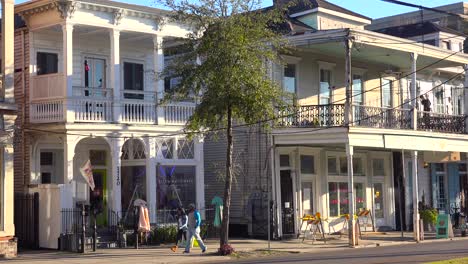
top-left (380, 0), bottom-right (467, 19)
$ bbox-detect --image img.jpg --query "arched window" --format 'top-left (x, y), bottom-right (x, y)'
top-left (121, 139), bottom-right (146, 160)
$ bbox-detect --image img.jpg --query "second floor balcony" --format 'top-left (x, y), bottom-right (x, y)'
top-left (277, 104), bottom-right (467, 135)
top-left (29, 74), bottom-right (195, 125)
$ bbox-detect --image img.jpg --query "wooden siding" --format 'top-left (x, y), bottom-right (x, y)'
top-left (13, 29), bottom-right (31, 193)
top-left (204, 125), bottom-right (271, 235)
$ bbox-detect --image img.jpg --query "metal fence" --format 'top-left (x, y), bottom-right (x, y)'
top-left (14, 193), bottom-right (39, 249)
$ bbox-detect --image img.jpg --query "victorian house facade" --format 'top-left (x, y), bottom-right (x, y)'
top-left (12, 0), bottom-right (203, 249)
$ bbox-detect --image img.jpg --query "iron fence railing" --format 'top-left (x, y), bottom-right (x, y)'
top-left (277, 104), bottom-right (346, 127)
top-left (417, 111), bottom-right (466, 134)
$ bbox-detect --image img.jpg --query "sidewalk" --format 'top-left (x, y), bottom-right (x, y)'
top-left (10, 232), bottom-right (468, 263)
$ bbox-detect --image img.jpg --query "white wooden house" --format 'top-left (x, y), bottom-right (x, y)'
top-left (12, 0), bottom-right (204, 249)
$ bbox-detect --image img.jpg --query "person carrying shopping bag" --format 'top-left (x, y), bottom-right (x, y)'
top-left (184, 204), bottom-right (207, 253)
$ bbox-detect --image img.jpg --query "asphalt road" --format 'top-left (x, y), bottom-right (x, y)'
top-left (233, 240), bottom-right (468, 264)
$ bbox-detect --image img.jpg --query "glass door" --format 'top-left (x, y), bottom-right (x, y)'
top-left (84, 58), bottom-right (106, 90)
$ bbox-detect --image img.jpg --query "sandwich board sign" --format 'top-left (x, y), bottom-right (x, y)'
top-left (436, 214), bottom-right (454, 239)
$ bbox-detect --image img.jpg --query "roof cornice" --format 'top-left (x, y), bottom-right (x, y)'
top-left (16, 0), bottom-right (165, 22)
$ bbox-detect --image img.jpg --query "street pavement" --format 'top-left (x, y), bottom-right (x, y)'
top-left (232, 239), bottom-right (468, 264)
top-left (7, 234), bottom-right (468, 264)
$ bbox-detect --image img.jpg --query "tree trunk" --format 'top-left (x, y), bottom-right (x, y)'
top-left (220, 105), bottom-right (233, 249)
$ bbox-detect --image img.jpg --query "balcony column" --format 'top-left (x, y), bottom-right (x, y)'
top-left (344, 37), bottom-right (353, 126)
top-left (464, 65), bottom-right (468, 133)
top-left (110, 29), bottom-right (121, 122)
top-left (110, 137), bottom-right (124, 213)
top-left (153, 35), bottom-right (165, 125)
top-left (410, 53), bottom-right (418, 130)
top-left (411, 150), bottom-right (420, 242)
top-left (62, 23), bottom-right (74, 123)
top-left (346, 144), bottom-right (356, 247)
top-left (2, 0), bottom-right (14, 102)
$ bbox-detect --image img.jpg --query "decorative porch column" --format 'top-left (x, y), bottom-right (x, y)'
top-left (62, 23), bottom-right (74, 123)
top-left (153, 35), bottom-right (165, 125)
top-left (412, 150), bottom-right (420, 242)
top-left (110, 137), bottom-right (124, 213)
top-left (344, 38), bottom-right (353, 126)
top-left (110, 29), bottom-right (121, 123)
top-left (464, 65), bottom-right (468, 133)
top-left (346, 144), bottom-right (356, 246)
top-left (410, 53), bottom-right (418, 130)
top-left (62, 135), bottom-right (79, 209)
top-left (1, 0), bottom-right (14, 103)
top-left (146, 137), bottom-right (157, 222)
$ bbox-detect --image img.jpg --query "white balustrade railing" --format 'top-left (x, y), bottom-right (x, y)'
top-left (31, 73), bottom-right (65, 99)
top-left (74, 98), bottom-right (113, 122)
top-left (164, 103), bottom-right (196, 125)
top-left (30, 99), bottom-right (64, 123)
top-left (121, 100), bottom-right (157, 124)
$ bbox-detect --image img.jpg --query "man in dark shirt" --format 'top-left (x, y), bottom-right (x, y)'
top-left (420, 95), bottom-right (431, 125)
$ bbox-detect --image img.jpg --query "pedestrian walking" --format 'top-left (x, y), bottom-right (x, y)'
top-left (184, 204), bottom-right (207, 253)
top-left (171, 207), bottom-right (188, 252)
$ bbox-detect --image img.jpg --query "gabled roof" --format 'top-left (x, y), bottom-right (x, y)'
top-left (373, 21), bottom-right (466, 38)
top-left (275, 0), bottom-right (371, 21)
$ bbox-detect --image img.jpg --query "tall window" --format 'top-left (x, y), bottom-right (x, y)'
top-left (381, 79), bottom-right (392, 108)
top-left (320, 69), bottom-right (331, 104)
top-left (434, 86), bottom-right (444, 113)
top-left (434, 163), bottom-right (447, 211)
top-left (283, 64), bottom-right (296, 104)
top-left (124, 62), bottom-right (144, 99)
top-left (352, 74), bottom-right (364, 105)
top-left (84, 58), bottom-right (106, 89)
top-left (452, 86), bottom-right (464, 115)
top-left (40, 150), bottom-right (64, 184)
top-left (37, 52), bottom-right (58, 75)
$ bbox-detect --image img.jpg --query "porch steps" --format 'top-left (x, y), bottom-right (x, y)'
top-left (84, 229), bottom-right (119, 249)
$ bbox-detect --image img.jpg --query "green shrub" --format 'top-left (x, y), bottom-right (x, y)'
top-left (151, 225), bottom-right (177, 245)
top-left (420, 208), bottom-right (438, 225)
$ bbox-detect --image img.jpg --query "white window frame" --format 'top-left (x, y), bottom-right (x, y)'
top-left (318, 61), bottom-right (335, 105)
top-left (352, 67), bottom-right (367, 105)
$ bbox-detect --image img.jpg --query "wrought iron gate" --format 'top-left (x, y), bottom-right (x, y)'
top-left (14, 193), bottom-right (39, 249)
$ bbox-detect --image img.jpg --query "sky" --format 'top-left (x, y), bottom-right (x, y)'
top-left (14, 0), bottom-right (463, 19)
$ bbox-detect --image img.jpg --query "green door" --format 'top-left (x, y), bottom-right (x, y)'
top-left (90, 169), bottom-right (108, 226)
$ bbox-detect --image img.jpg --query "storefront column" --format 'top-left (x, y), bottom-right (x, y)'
top-left (1, 0), bottom-right (14, 103)
top-left (195, 137), bottom-right (205, 215)
top-left (412, 150), bottom-right (420, 242)
top-left (111, 138), bottom-right (124, 213)
top-left (62, 135), bottom-right (79, 209)
top-left (346, 144), bottom-right (356, 246)
top-left (146, 137), bottom-right (157, 222)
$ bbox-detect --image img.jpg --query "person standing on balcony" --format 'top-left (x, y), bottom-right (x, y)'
top-left (420, 95), bottom-right (431, 124)
top-left (184, 204), bottom-right (207, 253)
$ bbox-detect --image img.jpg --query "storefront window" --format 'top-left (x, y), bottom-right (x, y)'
top-left (328, 182), bottom-right (364, 217)
top-left (157, 166), bottom-right (196, 210)
top-left (121, 166), bottom-right (147, 212)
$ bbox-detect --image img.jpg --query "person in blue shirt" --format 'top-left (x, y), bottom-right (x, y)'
top-left (184, 204), bottom-right (207, 253)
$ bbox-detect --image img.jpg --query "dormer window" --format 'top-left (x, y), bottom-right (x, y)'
top-left (441, 41), bottom-right (451, 50)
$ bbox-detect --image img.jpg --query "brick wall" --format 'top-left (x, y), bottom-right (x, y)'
top-left (0, 238), bottom-right (17, 258)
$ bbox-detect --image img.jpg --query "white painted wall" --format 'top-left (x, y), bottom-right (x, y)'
top-left (30, 185), bottom-right (61, 249)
